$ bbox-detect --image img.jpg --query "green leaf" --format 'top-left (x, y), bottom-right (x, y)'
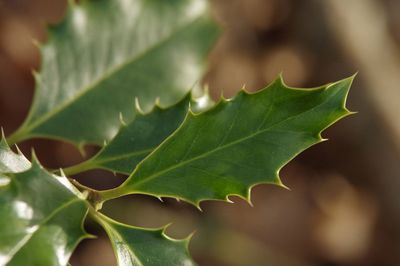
top-left (0, 138), bottom-right (30, 174)
top-left (0, 141), bottom-right (89, 266)
top-left (99, 76), bottom-right (353, 206)
top-left (7, 0), bottom-right (219, 146)
top-left (63, 92), bottom-right (214, 176)
top-left (95, 213), bottom-right (195, 266)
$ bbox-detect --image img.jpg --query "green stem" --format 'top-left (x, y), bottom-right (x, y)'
top-left (88, 206), bottom-right (112, 225)
top-left (87, 201), bottom-right (107, 225)
top-left (98, 186), bottom-right (129, 203)
top-left (63, 160), bottom-right (95, 175)
top-left (6, 128), bottom-right (28, 146)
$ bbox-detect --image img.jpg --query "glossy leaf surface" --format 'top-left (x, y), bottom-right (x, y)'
top-left (0, 139), bottom-right (30, 173)
top-left (0, 140), bottom-right (88, 266)
top-left (63, 93), bottom-right (214, 175)
top-left (8, 0), bottom-right (219, 146)
top-left (101, 77), bottom-right (353, 206)
top-left (96, 213), bottom-right (195, 266)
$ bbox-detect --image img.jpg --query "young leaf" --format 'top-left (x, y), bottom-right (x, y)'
top-left (95, 213), bottom-right (195, 266)
top-left (63, 92), bottom-right (214, 176)
top-left (100, 76), bottom-right (353, 206)
top-left (0, 141), bottom-right (89, 266)
top-left (7, 0), bottom-right (219, 146)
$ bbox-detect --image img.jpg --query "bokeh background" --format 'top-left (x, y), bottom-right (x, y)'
top-left (1, 0), bottom-right (400, 265)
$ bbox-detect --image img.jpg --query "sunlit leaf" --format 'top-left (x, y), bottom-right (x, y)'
top-left (8, 0), bottom-right (219, 146)
top-left (0, 140), bottom-right (89, 266)
top-left (63, 92), bottom-right (214, 175)
top-left (100, 76), bottom-right (353, 206)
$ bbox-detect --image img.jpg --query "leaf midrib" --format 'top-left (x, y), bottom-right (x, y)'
top-left (129, 87), bottom-right (341, 189)
top-left (23, 15), bottom-right (206, 135)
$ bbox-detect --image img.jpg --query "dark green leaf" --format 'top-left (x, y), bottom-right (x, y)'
top-left (63, 92), bottom-right (214, 176)
top-left (0, 140), bottom-right (89, 266)
top-left (96, 213), bottom-right (195, 266)
top-left (99, 76), bottom-right (353, 206)
top-left (8, 0), bottom-right (219, 146)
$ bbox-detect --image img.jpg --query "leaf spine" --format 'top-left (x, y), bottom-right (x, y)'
top-left (77, 142), bottom-right (87, 157)
top-left (14, 144), bottom-right (24, 156)
top-left (134, 97), bottom-right (145, 115)
top-left (119, 112), bottom-right (127, 127)
top-left (0, 127), bottom-right (5, 141)
top-left (30, 148), bottom-right (42, 169)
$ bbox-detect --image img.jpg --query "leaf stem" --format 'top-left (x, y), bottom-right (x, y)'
top-left (6, 128), bottom-right (27, 146)
top-left (63, 160), bottom-right (95, 176)
top-left (97, 186), bottom-right (128, 203)
top-left (69, 178), bottom-right (104, 210)
top-left (87, 202), bottom-right (104, 224)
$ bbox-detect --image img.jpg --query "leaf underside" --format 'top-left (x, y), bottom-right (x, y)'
top-left (0, 140), bottom-right (88, 266)
top-left (100, 76), bottom-right (353, 207)
top-left (8, 0), bottom-right (219, 146)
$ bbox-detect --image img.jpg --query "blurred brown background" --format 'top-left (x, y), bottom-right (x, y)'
top-left (1, 0), bottom-right (400, 265)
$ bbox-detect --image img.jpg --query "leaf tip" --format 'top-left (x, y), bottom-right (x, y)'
top-left (77, 142), bottom-right (87, 157)
top-left (157, 196), bottom-right (164, 203)
top-left (277, 179), bottom-right (290, 191)
top-left (347, 110), bottom-right (358, 116)
top-left (276, 72), bottom-right (287, 87)
top-left (330, 74), bottom-right (355, 91)
top-left (0, 128), bottom-right (10, 149)
top-left (154, 97), bottom-right (161, 108)
top-left (0, 127), bottom-right (6, 141)
top-left (240, 84), bottom-right (248, 93)
top-left (160, 223), bottom-right (173, 235)
top-left (119, 112), bottom-right (127, 127)
top-left (14, 144), bottom-right (24, 156)
top-left (184, 230), bottom-right (196, 248)
top-left (30, 149), bottom-right (42, 168)
top-left (244, 189), bottom-right (254, 207)
top-left (218, 89), bottom-right (229, 102)
top-left (194, 201), bottom-right (204, 212)
top-left (225, 196), bottom-right (234, 204)
top-left (350, 71), bottom-right (358, 79)
top-left (320, 137), bottom-right (329, 142)
top-left (272, 171), bottom-right (290, 191)
top-left (134, 97), bottom-right (145, 115)
top-left (59, 168), bottom-right (66, 177)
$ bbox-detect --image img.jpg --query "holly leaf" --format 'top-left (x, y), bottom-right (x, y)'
top-left (63, 92), bottom-right (214, 176)
top-left (95, 213), bottom-right (195, 266)
top-left (0, 140), bottom-right (89, 266)
top-left (8, 0), bottom-right (219, 146)
top-left (99, 76), bottom-right (354, 206)
top-left (0, 137), bottom-right (30, 174)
